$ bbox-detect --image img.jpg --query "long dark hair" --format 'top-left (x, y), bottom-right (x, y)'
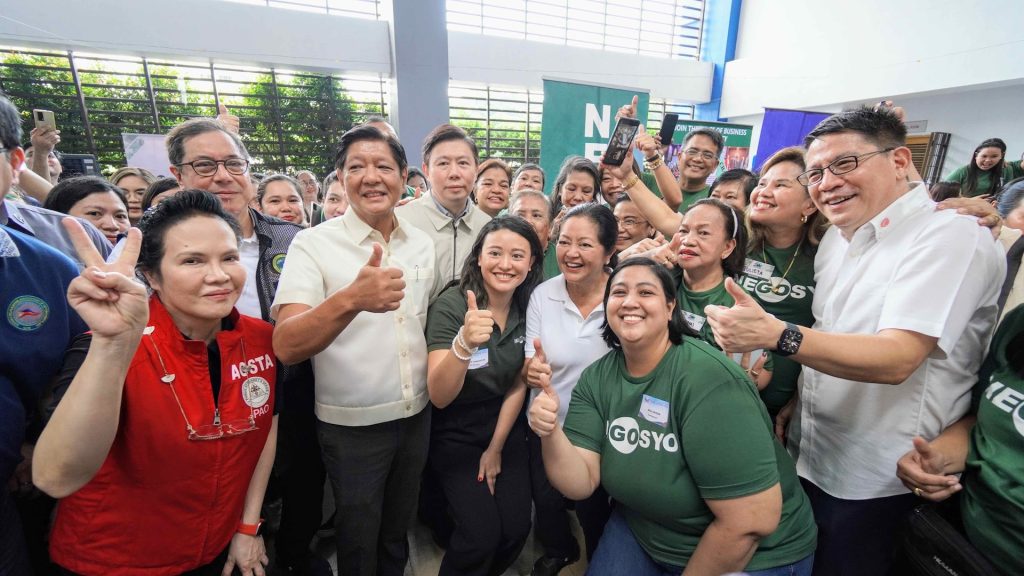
top-left (458, 216), bottom-right (544, 317)
top-left (601, 258), bottom-right (695, 350)
top-left (965, 138), bottom-right (1007, 197)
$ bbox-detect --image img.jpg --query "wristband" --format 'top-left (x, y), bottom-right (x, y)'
top-left (237, 519), bottom-right (264, 536)
top-left (643, 154), bottom-right (664, 171)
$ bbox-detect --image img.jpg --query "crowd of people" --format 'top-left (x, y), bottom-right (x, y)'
top-left (2, 88), bottom-right (1023, 576)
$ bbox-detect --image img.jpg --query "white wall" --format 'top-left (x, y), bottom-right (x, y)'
top-left (448, 31), bottom-right (714, 102)
top-left (722, 0), bottom-right (1024, 119)
top-left (0, 0), bottom-right (392, 74)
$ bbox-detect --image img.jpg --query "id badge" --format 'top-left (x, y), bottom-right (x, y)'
top-left (743, 258), bottom-right (775, 281)
top-left (682, 310), bottom-right (706, 333)
top-left (638, 394), bottom-right (670, 427)
top-left (468, 348), bottom-right (489, 370)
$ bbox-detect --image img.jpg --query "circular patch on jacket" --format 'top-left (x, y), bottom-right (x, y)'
top-left (241, 376), bottom-right (271, 409)
top-left (7, 295), bottom-right (49, 331)
top-left (270, 253), bottom-right (286, 274)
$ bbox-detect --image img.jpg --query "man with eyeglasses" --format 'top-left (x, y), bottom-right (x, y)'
top-left (166, 118), bottom-right (331, 575)
top-left (671, 128), bottom-right (723, 212)
top-left (704, 106), bottom-right (1004, 575)
top-left (708, 105), bottom-right (1003, 569)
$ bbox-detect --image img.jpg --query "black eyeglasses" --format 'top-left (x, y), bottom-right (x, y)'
top-left (176, 158), bottom-right (250, 177)
top-left (796, 147), bottom-right (895, 186)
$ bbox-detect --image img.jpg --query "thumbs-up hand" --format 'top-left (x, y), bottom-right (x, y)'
top-left (349, 243), bottom-right (405, 313)
top-left (525, 338), bottom-right (553, 390)
top-left (528, 375), bottom-right (560, 438)
top-left (653, 234), bottom-right (682, 269)
top-left (896, 436), bottom-right (961, 502)
top-left (635, 126), bottom-right (662, 159)
top-left (704, 277), bottom-right (782, 353)
top-left (462, 290), bottom-right (495, 349)
top-left (216, 103), bottom-right (240, 135)
top-left (615, 95), bottom-right (639, 121)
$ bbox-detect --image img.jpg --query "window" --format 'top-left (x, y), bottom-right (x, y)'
top-left (0, 46), bottom-right (388, 175)
top-left (447, 0), bottom-right (706, 59)
top-left (218, 0), bottom-right (381, 19)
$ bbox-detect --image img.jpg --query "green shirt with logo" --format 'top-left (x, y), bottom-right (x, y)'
top-left (676, 277), bottom-right (773, 371)
top-left (946, 163), bottom-right (1024, 198)
top-left (738, 242), bottom-right (817, 415)
top-left (963, 305), bottom-right (1024, 575)
top-left (426, 285), bottom-right (526, 405)
top-left (563, 341), bottom-right (817, 570)
top-left (677, 185), bottom-right (711, 213)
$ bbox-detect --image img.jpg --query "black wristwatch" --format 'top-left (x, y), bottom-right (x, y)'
top-left (775, 322), bottom-right (803, 357)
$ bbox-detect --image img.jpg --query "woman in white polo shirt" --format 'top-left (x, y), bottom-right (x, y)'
top-left (523, 202), bottom-right (617, 574)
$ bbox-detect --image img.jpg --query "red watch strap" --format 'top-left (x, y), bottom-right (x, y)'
top-left (237, 519), bottom-right (264, 536)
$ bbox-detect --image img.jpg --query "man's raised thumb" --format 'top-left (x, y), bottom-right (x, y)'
top-left (365, 243), bottom-right (383, 267)
top-left (724, 277), bottom-right (754, 306)
top-left (218, 103), bottom-right (229, 115)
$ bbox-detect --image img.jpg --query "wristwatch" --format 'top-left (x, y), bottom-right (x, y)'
top-left (775, 322), bottom-right (803, 357)
top-left (237, 519), bottom-right (264, 537)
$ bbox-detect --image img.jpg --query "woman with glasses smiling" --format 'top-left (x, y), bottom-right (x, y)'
top-left (34, 190), bottom-right (279, 576)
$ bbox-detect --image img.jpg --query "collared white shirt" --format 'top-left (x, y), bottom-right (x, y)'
top-left (525, 275), bottom-right (610, 425)
top-left (396, 194), bottom-right (491, 302)
top-left (236, 234), bottom-right (262, 319)
top-left (271, 209), bottom-right (435, 426)
top-left (789, 183), bottom-right (1004, 499)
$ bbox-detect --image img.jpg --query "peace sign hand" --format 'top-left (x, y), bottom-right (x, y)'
top-left (63, 218), bottom-right (149, 341)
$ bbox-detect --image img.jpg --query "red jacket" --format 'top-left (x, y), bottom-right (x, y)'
top-left (50, 296), bottom-right (276, 576)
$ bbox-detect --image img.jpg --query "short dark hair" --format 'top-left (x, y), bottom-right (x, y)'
top-left (44, 176), bottom-right (128, 215)
top-left (334, 124), bottom-right (408, 173)
top-left (0, 94), bottom-right (22, 150)
top-left (421, 124), bottom-right (478, 167)
top-left (141, 177), bottom-right (181, 211)
top-left (601, 258), bottom-right (694, 349)
top-left (684, 128), bottom-right (725, 156)
top-left (803, 105), bottom-right (907, 150)
top-left (561, 202), bottom-right (619, 269)
top-left (710, 168), bottom-right (757, 203)
top-left (458, 216), bottom-right (544, 317)
top-left (165, 118), bottom-right (249, 166)
top-left (929, 181), bottom-right (961, 203)
top-left (406, 166), bottom-right (429, 189)
top-left (137, 189), bottom-right (241, 285)
top-left (552, 156), bottom-right (601, 214)
top-left (685, 198), bottom-right (748, 278)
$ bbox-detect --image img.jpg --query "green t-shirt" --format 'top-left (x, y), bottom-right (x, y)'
top-left (946, 163), bottom-right (1024, 198)
top-left (963, 305), bottom-right (1024, 575)
top-left (675, 276), bottom-right (774, 373)
top-left (425, 286), bottom-right (526, 405)
top-left (563, 341), bottom-right (817, 570)
top-left (639, 172), bottom-right (663, 199)
top-left (738, 242), bottom-right (817, 414)
top-left (677, 185), bottom-right (711, 213)
top-left (543, 240), bottom-right (560, 280)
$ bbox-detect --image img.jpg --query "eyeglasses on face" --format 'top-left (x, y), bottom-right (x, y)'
top-left (683, 148), bottom-right (718, 161)
top-left (615, 217), bottom-right (648, 229)
top-left (796, 147), bottom-right (895, 186)
top-left (177, 158), bottom-right (250, 177)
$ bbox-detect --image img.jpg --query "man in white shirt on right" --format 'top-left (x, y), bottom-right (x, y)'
top-left (705, 106), bottom-right (1004, 576)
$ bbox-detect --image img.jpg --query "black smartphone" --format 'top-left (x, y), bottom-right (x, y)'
top-left (603, 117), bottom-right (641, 166)
top-left (658, 113), bottom-right (679, 146)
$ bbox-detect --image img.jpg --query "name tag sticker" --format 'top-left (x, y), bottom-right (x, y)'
top-left (468, 348), bottom-right (489, 370)
top-left (682, 310), bottom-right (706, 333)
top-left (639, 395), bottom-right (670, 427)
top-left (743, 258), bottom-right (775, 281)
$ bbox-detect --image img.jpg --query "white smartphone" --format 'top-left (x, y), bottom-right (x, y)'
top-left (33, 109), bottom-right (57, 131)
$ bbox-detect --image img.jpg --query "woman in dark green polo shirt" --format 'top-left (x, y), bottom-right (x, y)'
top-left (425, 216), bottom-right (544, 576)
top-left (529, 258), bottom-right (817, 575)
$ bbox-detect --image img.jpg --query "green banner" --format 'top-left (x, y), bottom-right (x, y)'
top-left (539, 79), bottom-right (650, 195)
top-left (667, 119), bottom-right (754, 180)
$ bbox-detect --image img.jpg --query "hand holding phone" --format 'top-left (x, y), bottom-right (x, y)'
top-left (658, 113), bottom-right (679, 147)
top-left (33, 109), bottom-right (56, 131)
top-left (603, 117), bottom-right (641, 167)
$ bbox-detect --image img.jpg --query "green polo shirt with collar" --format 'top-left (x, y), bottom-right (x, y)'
top-left (426, 285), bottom-right (527, 405)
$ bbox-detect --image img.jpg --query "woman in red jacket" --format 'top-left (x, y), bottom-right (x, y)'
top-left (33, 190), bottom-right (279, 576)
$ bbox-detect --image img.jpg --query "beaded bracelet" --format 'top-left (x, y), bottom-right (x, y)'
top-left (451, 338), bottom-right (473, 361)
top-left (643, 153), bottom-right (664, 171)
top-left (452, 327), bottom-right (477, 361)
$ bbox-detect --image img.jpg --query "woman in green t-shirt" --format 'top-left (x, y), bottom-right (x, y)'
top-left (742, 147), bottom-right (828, 420)
top-left (897, 304), bottom-right (1024, 576)
top-left (529, 259), bottom-right (817, 576)
top-left (945, 138), bottom-right (1024, 198)
top-left (425, 216), bottom-right (544, 576)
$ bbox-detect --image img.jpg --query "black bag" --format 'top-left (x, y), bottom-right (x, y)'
top-left (901, 504), bottom-right (998, 576)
